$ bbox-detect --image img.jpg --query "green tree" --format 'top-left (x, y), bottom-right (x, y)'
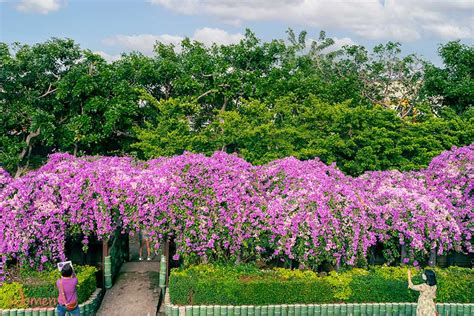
top-left (0, 39), bottom-right (143, 175)
top-left (310, 39), bottom-right (426, 117)
top-left (132, 92), bottom-right (199, 157)
top-left (56, 51), bottom-right (141, 156)
top-left (423, 41), bottom-right (473, 116)
top-left (0, 39), bottom-right (82, 175)
top-left (134, 95), bottom-right (473, 175)
top-left (2, 33), bottom-right (472, 177)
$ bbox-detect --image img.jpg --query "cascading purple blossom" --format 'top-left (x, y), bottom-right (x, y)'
top-left (357, 170), bottom-right (464, 264)
top-left (0, 144), bottom-right (472, 269)
top-left (0, 167), bottom-right (11, 189)
top-left (257, 157), bottom-right (376, 267)
top-left (423, 144), bottom-right (473, 253)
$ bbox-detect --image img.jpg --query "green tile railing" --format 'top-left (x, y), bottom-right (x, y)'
top-left (165, 302), bottom-right (474, 316)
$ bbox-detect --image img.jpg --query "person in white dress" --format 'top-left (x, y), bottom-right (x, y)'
top-left (408, 269), bottom-right (437, 316)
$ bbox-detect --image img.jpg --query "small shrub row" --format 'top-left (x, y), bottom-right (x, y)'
top-left (169, 265), bottom-right (474, 305)
top-left (0, 265), bottom-right (97, 309)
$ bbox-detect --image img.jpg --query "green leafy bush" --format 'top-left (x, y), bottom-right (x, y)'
top-left (169, 265), bottom-right (474, 305)
top-left (0, 265), bottom-right (97, 308)
top-left (0, 282), bottom-right (27, 309)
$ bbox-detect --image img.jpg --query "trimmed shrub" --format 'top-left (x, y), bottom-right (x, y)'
top-left (0, 282), bottom-right (27, 309)
top-left (0, 265), bottom-right (97, 308)
top-left (169, 265), bottom-right (474, 305)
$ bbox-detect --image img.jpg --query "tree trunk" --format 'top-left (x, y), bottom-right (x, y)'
top-left (428, 248), bottom-right (437, 267)
top-left (401, 244), bottom-right (407, 265)
top-left (220, 96), bottom-right (229, 152)
top-left (368, 247), bottom-right (376, 265)
top-left (15, 127), bottom-right (41, 178)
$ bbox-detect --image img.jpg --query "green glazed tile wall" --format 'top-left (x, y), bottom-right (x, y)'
top-left (167, 303), bottom-right (474, 316)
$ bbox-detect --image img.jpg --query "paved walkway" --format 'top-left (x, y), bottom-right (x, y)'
top-left (97, 234), bottom-right (162, 316)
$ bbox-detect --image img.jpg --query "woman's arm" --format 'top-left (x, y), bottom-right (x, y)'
top-left (407, 269), bottom-right (423, 291)
top-left (71, 269), bottom-right (78, 286)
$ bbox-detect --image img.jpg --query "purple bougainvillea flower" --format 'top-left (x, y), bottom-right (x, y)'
top-left (0, 144), bottom-right (472, 270)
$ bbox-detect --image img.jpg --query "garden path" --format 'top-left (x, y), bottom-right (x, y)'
top-left (97, 234), bottom-right (162, 316)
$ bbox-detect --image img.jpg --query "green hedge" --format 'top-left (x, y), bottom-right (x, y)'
top-left (0, 265), bottom-right (97, 309)
top-left (169, 265), bottom-right (474, 305)
top-left (0, 282), bottom-right (25, 309)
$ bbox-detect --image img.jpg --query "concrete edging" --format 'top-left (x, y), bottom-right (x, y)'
top-left (0, 288), bottom-right (103, 316)
top-left (165, 301), bottom-right (474, 316)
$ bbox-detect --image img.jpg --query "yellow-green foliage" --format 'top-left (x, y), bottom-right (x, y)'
top-left (169, 264), bottom-right (474, 305)
top-left (325, 269), bottom-right (369, 301)
top-left (0, 282), bottom-right (27, 309)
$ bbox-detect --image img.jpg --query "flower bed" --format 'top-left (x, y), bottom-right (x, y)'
top-left (169, 265), bottom-right (474, 305)
top-left (0, 265), bottom-right (97, 309)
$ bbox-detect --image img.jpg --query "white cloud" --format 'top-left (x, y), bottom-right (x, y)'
top-left (94, 51), bottom-right (121, 63)
top-left (192, 27), bottom-right (244, 46)
top-left (306, 36), bottom-right (357, 54)
top-left (103, 34), bottom-right (183, 54)
top-left (423, 23), bottom-right (473, 40)
top-left (16, 0), bottom-right (64, 14)
top-left (149, 0), bottom-right (474, 41)
top-left (329, 37), bottom-right (357, 50)
top-left (103, 28), bottom-right (244, 55)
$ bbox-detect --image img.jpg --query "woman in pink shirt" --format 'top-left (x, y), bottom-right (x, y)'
top-left (56, 263), bottom-right (79, 316)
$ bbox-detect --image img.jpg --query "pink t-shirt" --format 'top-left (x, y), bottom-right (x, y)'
top-left (56, 276), bottom-right (78, 305)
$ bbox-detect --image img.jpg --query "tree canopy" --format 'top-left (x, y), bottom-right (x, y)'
top-left (1, 31), bottom-right (472, 176)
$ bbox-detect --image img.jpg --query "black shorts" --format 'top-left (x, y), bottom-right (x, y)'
top-left (138, 230), bottom-right (149, 243)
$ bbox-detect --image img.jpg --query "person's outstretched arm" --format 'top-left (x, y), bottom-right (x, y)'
top-left (71, 268), bottom-right (78, 286)
top-left (407, 269), bottom-right (423, 291)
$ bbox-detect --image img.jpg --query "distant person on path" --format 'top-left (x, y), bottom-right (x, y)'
top-left (408, 269), bottom-right (437, 316)
top-left (56, 263), bottom-right (79, 316)
top-left (139, 229), bottom-right (152, 261)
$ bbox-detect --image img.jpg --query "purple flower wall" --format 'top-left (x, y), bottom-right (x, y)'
top-left (0, 144), bottom-right (472, 269)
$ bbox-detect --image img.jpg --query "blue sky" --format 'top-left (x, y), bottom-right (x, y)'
top-left (1, 0), bottom-right (473, 64)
